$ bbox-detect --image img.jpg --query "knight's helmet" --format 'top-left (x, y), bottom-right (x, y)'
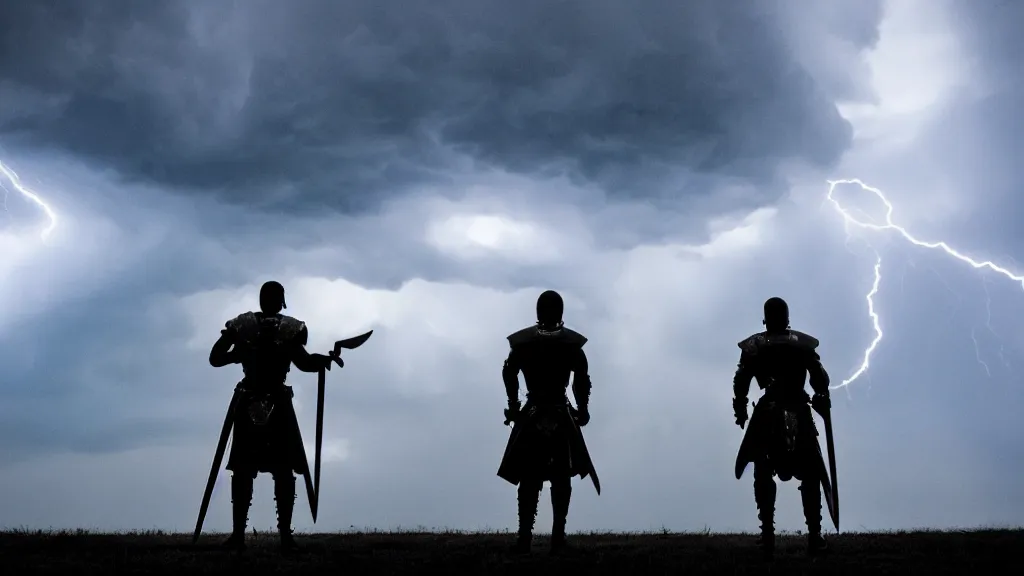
top-left (763, 296), bottom-right (789, 331)
top-left (536, 290), bottom-right (565, 330)
top-left (260, 281), bottom-right (287, 314)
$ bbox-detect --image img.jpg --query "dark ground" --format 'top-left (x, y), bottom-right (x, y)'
top-left (1, 529), bottom-right (1019, 575)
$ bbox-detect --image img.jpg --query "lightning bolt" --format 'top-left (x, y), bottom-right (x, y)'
top-left (838, 253), bottom-right (883, 389)
top-left (0, 160), bottom-right (58, 240)
top-left (826, 178), bottom-right (1023, 389)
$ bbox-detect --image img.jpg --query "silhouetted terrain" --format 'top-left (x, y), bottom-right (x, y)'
top-left (1, 529), bottom-right (1018, 575)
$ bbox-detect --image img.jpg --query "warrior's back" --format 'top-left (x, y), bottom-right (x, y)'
top-left (740, 330), bottom-right (824, 401)
top-left (228, 312), bottom-right (307, 389)
top-left (507, 326), bottom-right (588, 403)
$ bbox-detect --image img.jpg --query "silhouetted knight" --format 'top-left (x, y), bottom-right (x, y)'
top-left (192, 281), bottom-right (372, 553)
top-left (732, 297), bottom-right (839, 559)
top-left (497, 290), bottom-right (601, 555)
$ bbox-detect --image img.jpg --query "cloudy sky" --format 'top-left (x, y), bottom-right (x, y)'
top-left (2, 0), bottom-right (1023, 535)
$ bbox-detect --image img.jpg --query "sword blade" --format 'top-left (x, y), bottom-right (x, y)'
top-left (333, 330), bottom-right (373, 354)
top-left (296, 432), bottom-right (316, 522)
top-left (287, 405), bottom-right (317, 521)
top-left (823, 411), bottom-right (840, 531)
top-left (576, 427), bottom-right (601, 495)
top-left (310, 331), bottom-right (370, 519)
top-left (312, 367), bottom-right (326, 523)
top-left (566, 409), bottom-right (601, 495)
top-left (192, 389), bottom-right (239, 545)
top-left (589, 462), bottom-right (602, 495)
top-left (302, 467), bottom-right (316, 521)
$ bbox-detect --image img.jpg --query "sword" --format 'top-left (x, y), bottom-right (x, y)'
top-left (192, 387), bottom-right (241, 545)
top-left (815, 400), bottom-right (840, 532)
top-left (567, 406), bottom-right (601, 495)
top-left (310, 330), bottom-right (373, 522)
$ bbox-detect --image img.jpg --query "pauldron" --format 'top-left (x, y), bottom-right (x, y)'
top-left (738, 330), bottom-right (820, 353)
top-left (737, 333), bottom-right (763, 355)
top-left (507, 325), bottom-right (588, 348)
top-left (228, 312), bottom-right (307, 347)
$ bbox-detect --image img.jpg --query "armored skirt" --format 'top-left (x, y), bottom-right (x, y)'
top-left (736, 396), bottom-right (826, 483)
top-left (226, 385), bottom-right (310, 476)
top-left (497, 402), bottom-right (595, 485)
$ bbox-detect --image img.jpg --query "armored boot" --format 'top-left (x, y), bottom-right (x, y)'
top-left (753, 476), bottom-right (777, 559)
top-left (800, 480), bottom-right (828, 556)
top-left (510, 481), bottom-right (541, 554)
top-left (549, 479), bottom-right (572, 554)
top-left (274, 473), bottom-right (299, 553)
top-left (223, 473), bottom-right (253, 551)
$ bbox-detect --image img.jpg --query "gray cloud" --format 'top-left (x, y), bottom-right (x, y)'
top-left (16, 0), bottom-right (1024, 536)
top-left (0, 0), bottom-right (876, 214)
top-left (4, 198), bottom-right (1024, 533)
top-left (911, 0), bottom-right (1024, 246)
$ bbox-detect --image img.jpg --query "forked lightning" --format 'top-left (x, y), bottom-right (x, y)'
top-left (0, 160), bottom-right (58, 240)
top-left (826, 178), bottom-right (1023, 389)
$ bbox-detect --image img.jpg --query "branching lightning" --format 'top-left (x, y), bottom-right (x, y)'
top-left (826, 178), bottom-right (1024, 390)
top-left (0, 160), bottom-right (58, 240)
top-left (835, 253), bottom-right (883, 389)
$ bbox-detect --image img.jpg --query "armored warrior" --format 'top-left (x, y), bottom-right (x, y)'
top-left (732, 297), bottom-right (836, 559)
top-left (207, 281), bottom-right (334, 552)
top-left (497, 290), bottom-right (600, 554)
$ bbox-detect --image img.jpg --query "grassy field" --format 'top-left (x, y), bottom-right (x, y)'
top-left (1, 528), bottom-right (1019, 575)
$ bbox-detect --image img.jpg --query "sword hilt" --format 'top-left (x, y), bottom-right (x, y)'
top-left (325, 349), bottom-right (343, 370)
top-left (503, 407), bottom-right (518, 426)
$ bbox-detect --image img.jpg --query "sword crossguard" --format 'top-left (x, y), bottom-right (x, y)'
top-left (326, 330), bottom-right (373, 371)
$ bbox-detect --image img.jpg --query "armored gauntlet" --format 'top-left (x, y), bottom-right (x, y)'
top-left (572, 375), bottom-right (592, 426)
top-left (733, 397), bottom-right (749, 428)
top-left (810, 393), bottom-right (830, 414)
top-left (504, 399), bottom-right (521, 425)
top-left (575, 407), bottom-right (591, 427)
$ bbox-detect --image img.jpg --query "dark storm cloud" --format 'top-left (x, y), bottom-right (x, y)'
top-left (0, 0), bottom-right (888, 465)
top-left (0, 0), bottom-right (879, 213)
top-left (0, 277), bottom-right (216, 465)
top-left (920, 1), bottom-right (1024, 245)
top-left (949, 0), bottom-right (1023, 70)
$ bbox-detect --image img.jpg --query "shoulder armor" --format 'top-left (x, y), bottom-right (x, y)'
top-left (739, 330), bottom-right (819, 353)
top-left (278, 315), bottom-right (307, 343)
top-left (737, 332), bottom-right (766, 354)
top-left (507, 326), bottom-right (537, 347)
top-left (787, 330), bottom-right (819, 349)
top-left (226, 312), bottom-right (258, 337)
top-left (560, 327), bottom-right (588, 347)
top-left (507, 325), bottom-right (588, 348)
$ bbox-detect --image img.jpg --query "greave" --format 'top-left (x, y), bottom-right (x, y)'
top-left (274, 474), bottom-right (297, 537)
top-left (754, 479), bottom-right (776, 542)
top-left (799, 479), bottom-right (822, 536)
top-left (517, 482), bottom-right (541, 541)
top-left (550, 480), bottom-right (572, 541)
top-left (230, 474), bottom-right (254, 537)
